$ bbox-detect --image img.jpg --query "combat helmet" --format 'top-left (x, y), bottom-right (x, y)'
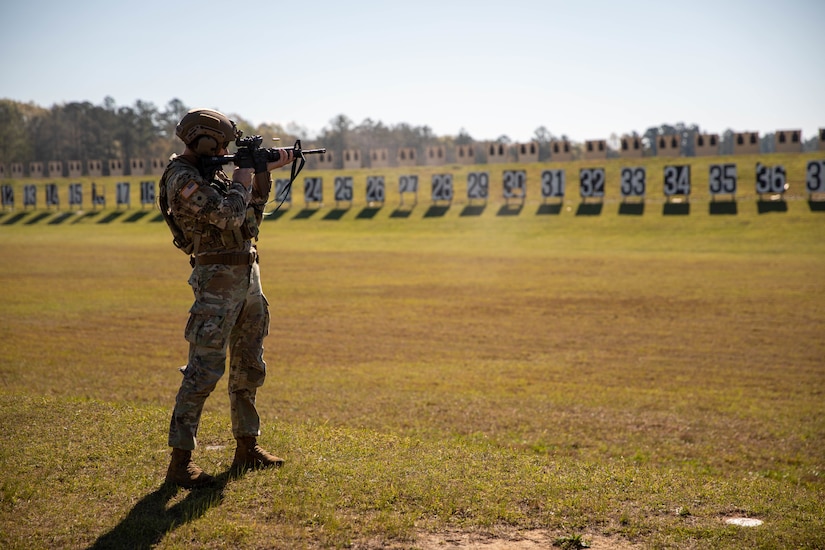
top-left (175, 108), bottom-right (240, 156)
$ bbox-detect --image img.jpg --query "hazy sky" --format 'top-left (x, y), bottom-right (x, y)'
top-left (1, 0), bottom-right (822, 143)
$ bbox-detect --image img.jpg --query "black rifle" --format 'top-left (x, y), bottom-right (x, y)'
top-left (204, 134), bottom-right (326, 213)
top-left (202, 134), bottom-right (326, 170)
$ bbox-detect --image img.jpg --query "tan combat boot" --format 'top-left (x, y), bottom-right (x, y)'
top-left (165, 448), bottom-right (215, 488)
top-left (231, 436), bottom-right (284, 472)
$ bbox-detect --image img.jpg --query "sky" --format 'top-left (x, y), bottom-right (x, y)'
top-left (1, 0), bottom-right (823, 144)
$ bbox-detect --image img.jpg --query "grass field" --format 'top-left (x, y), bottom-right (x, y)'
top-left (1, 153), bottom-right (824, 549)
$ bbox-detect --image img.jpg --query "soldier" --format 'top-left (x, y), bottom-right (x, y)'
top-left (160, 108), bottom-right (294, 488)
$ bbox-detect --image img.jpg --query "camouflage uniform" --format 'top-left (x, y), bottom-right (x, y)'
top-left (164, 156), bottom-right (270, 451)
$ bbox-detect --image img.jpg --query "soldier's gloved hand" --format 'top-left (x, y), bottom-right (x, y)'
top-left (266, 148), bottom-right (295, 171)
top-left (253, 150), bottom-right (269, 174)
top-left (232, 168), bottom-right (254, 189)
top-left (235, 147), bottom-right (256, 170)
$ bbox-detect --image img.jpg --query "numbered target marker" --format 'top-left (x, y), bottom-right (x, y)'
top-left (304, 176), bottom-right (323, 206)
top-left (755, 163), bottom-right (787, 196)
top-left (140, 181), bottom-right (155, 207)
top-left (1, 184), bottom-right (14, 208)
top-left (274, 178), bottom-right (292, 207)
top-left (431, 173), bottom-right (454, 203)
top-left (541, 169), bottom-right (565, 201)
top-left (366, 175), bottom-right (386, 205)
top-left (116, 182), bottom-right (130, 208)
top-left (620, 167), bottom-right (646, 199)
top-left (92, 183), bottom-right (106, 208)
top-left (579, 168), bottom-right (605, 199)
top-left (46, 183), bottom-right (60, 208)
top-left (69, 183), bottom-right (83, 207)
top-left (24, 184), bottom-right (36, 208)
top-left (663, 165), bottom-right (691, 200)
top-left (805, 160), bottom-right (825, 196)
top-left (333, 176), bottom-right (353, 206)
top-left (398, 174), bottom-right (418, 206)
top-left (467, 172), bottom-right (489, 202)
top-left (708, 163), bottom-right (738, 198)
top-left (503, 170), bottom-right (526, 203)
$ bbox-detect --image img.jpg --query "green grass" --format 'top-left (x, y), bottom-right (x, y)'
top-left (1, 153), bottom-right (824, 548)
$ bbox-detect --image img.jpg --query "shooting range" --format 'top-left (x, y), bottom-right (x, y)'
top-left (583, 140), bottom-right (607, 160)
top-left (424, 145), bottom-right (446, 166)
top-left (694, 133), bottom-right (719, 157)
top-left (550, 140), bottom-right (573, 161)
top-left (455, 144), bottom-right (476, 165)
top-left (620, 136), bottom-right (643, 159)
top-left (733, 132), bottom-right (760, 155)
top-left (107, 159), bottom-right (124, 177)
top-left (774, 130), bottom-right (802, 154)
top-left (515, 142), bottom-right (539, 163)
top-left (657, 135), bottom-right (681, 158)
top-left (487, 142), bottom-right (509, 164)
top-left (369, 148), bottom-right (390, 168)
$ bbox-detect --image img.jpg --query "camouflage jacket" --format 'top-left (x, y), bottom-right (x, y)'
top-left (162, 156), bottom-right (258, 255)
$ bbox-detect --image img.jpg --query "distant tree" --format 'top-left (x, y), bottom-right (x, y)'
top-left (454, 128), bottom-right (474, 145)
top-left (719, 129), bottom-right (735, 155)
top-left (760, 132), bottom-right (774, 154)
top-left (0, 100), bottom-right (38, 163)
top-left (803, 133), bottom-right (819, 152)
top-left (1, 98), bottom-right (809, 166)
top-left (642, 126), bottom-right (658, 155)
top-left (533, 126), bottom-right (554, 144)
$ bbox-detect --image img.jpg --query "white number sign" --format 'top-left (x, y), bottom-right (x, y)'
top-left (116, 182), bottom-right (130, 206)
top-left (663, 165), bottom-right (691, 196)
top-left (806, 160), bottom-right (825, 193)
top-left (755, 163), bottom-right (787, 195)
top-left (304, 177), bottom-right (323, 204)
top-left (467, 172), bottom-right (489, 200)
top-left (708, 164), bottom-right (737, 195)
top-left (366, 176), bottom-right (385, 203)
top-left (399, 174), bottom-right (418, 194)
top-left (24, 185), bottom-right (36, 207)
top-left (579, 168), bottom-right (605, 198)
top-left (274, 178), bottom-right (292, 204)
top-left (431, 174), bottom-right (453, 202)
top-left (46, 183), bottom-right (59, 206)
top-left (620, 167), bottom-right (646, 197)
top-left (541, 169), bottom-right (565, 198)
top-left (503, 170), bottom-right (526, 199)
top-left (2, 184), bottom-right (14, 207)
top-left (69, 183), bottom-right (83, 206)
top-left (140, 181), bottom-right (155, 205)
top-left (92, 183), bottom-right (105, 206)
top-left (334, 176), bottom-right (353, 203)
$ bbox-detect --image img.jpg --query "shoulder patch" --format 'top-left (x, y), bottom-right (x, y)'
top-left (180, 179), bottom-right (199, 199)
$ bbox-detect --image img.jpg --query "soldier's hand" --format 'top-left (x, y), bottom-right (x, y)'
top-left (235, 147), bottom-right (256, 170)
top-left (232, 168), bottom-right (255, 189)
top-left (266, 148), bottom-right (294, 171)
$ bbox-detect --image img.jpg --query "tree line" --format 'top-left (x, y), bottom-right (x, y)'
top-left (0, 97), bottom-right (819, 167)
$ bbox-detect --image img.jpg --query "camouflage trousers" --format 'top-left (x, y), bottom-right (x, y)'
top-left (168, 261), bottom-right (270, 451)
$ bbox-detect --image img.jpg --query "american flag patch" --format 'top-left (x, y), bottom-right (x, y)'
top-left (180, 180), bottom-right (199, 199)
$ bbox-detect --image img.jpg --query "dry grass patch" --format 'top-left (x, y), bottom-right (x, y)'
top-left (1, 184), bottom-right (823, 548)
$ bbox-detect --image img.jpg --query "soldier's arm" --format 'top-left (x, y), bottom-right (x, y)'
top-left (170, 166), bottom-right (251, 230)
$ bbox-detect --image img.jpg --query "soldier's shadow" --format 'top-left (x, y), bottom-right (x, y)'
top-left (89, 469), bottom-right (236, 550)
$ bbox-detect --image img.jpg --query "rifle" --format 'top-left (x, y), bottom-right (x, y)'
top-left (203, 134), bottom-right (326, 213)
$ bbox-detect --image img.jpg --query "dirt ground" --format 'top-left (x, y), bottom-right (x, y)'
top-left (414, 529), bottom-right (641, 549)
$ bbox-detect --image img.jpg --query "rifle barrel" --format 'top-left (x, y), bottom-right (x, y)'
top-left (203, 147), bottom-right (326, 167)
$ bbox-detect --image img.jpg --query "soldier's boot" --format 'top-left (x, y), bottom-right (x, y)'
top-left (165, 448), bottom-right (215, 488)
top-left (231, 436), bottom-right (284, 472)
